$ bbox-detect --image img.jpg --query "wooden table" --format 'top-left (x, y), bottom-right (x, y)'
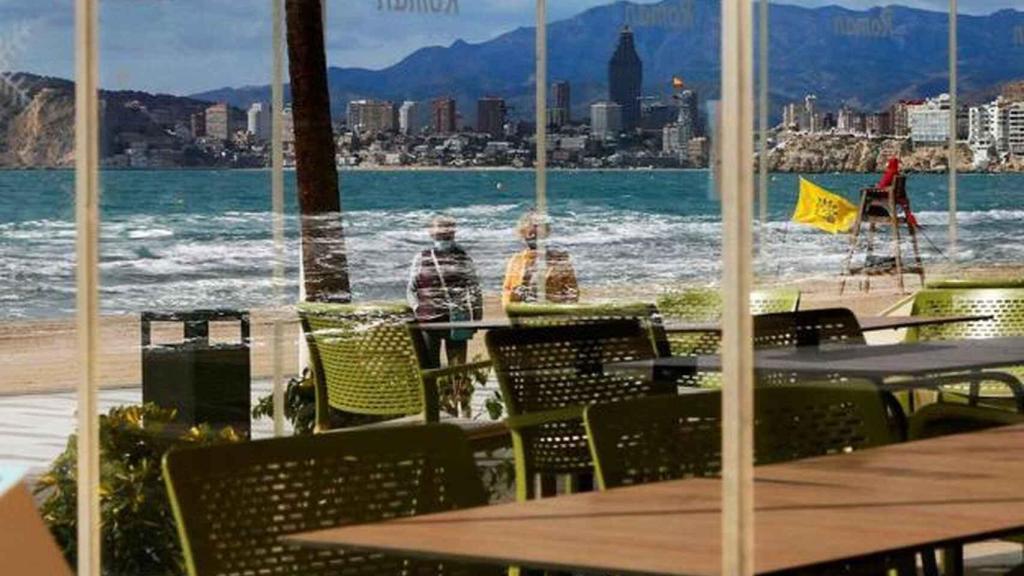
top-left (287, 424), bottom-right (1024, 575)
top-left (414, 314), bottom-right (990, 335)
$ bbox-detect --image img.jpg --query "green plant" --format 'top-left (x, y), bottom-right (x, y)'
top-left (436, 355), bottom-right (492, 418)
top-left (252, 369), bottom-right (317, 435)
top-left (35, 404), bottom-right (240, 576)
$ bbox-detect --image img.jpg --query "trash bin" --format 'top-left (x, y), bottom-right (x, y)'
top-left (141, 310), bottom-right (251, 437)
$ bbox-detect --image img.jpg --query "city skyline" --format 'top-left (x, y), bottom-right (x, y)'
top-left (0, 0), bottom-right (1019, 96)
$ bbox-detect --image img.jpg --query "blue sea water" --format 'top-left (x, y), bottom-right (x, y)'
top-left (1, 169), bottom-right (1022, 319)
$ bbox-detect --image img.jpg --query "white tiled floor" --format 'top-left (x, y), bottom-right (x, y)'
top-left (0, 380), bottom-right (282, 474)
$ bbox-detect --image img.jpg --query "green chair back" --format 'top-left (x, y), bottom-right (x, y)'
top-left (906, 288), bottom-right (1024, 342)
top-left (753, 308), bottom-right (866, 350)
top-left (656, 287), bottom-right (800, 320)
top-left (163, 424), bottom-right (496, 576)
top-left (909, 403), bottom-right (1024, 440)
top-left (657, 287), bottom-right (801, 368)
top-left (505, 301), bottom-right (671, 357)
top-left (298, 302), bottom-right (426, 428)
top-left (585, 381), bottom-right (896, 489)
top-left (485, 319), bottom-right (674, 500)
top-left (925, 278), bottom-right (1024, 290)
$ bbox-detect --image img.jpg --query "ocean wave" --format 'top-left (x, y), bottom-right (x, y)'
top-left (3, 171), bottom-right (1024, 319)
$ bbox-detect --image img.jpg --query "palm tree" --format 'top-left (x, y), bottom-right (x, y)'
top-left (285, 0), bottom-right (351, 302)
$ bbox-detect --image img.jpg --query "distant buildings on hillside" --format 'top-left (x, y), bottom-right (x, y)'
top-left (330, 26), bottom-right (708, 169)
top-left (780, 85), bottom-right (1024, 169)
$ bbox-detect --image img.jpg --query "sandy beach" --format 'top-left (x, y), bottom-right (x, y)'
top-left (2, 264), bottom-right (1020, 396)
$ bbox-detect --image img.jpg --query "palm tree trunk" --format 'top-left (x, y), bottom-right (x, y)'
top-left (285, 0), bottom-right (351, 302)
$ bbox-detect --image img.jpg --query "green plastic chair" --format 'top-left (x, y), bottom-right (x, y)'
top-left (584, 384), bottom-right (922, 575)
top-left (909, 402), bottom-right (1024, 441)
top-left (163, 424), bottom-right (501, 576)
top-left (485, 319), bottom-right (675, 501)
top-left (505, 301), bottom-right (671, 357)
top-left (908, 402), bottom-right (1024, 568)
top-left (904, 288), bottom-right (1024, 410)
top-left (584, 380), bottom-right (895, 490)
top-left (298, 302), bottom-right (506, 447)
top-left (657, 288), bottom-right (801, 387)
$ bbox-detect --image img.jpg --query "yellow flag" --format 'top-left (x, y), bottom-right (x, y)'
top-left (791, 177), bottom-right (858, 234)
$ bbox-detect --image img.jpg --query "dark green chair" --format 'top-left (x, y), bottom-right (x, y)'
top-left (298, 302), bottom-right (506, 447)
top-left (584, 381), bottom-right (894, 489)
top-left (486, 319), bottom-right (675, 501)
top-left (908, 403), bottom-right (1024, 574)
top-left (752, 307), bottom-right (866, 350)
top-left (909, 402), bottom-right (1024, 441)
top-left (657, 288), bottom-right (801, 387)
top-left (584, 383), bottom-right (927, 576)
top-left (163, 424), bottom-right (500, 576)
top-left (904, 288), bottom-right (1024, 411)
top-left (505, 301), bottom-right (672, 358)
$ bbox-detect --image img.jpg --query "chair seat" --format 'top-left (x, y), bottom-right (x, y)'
top-left (349, 413), bottom-right (510, 450)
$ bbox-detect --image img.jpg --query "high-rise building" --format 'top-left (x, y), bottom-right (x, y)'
top-left (550, 81), bottom-right (571, 128)
top-left (205, 103), bottom-right (234, 141)
top-left (246, 102), bottom-right (272, 141)
top-left (865, 112), bottom-right (892, 137)
top-left (347, 100), bottom-right (398, 133)
top-left (399, 101), bottom-right (430, 135)
top-left (802, 94), bottom-right (819, 132)
top-left (608, 27), bottom-right (643, 131)
top-left (890, 100), bottom-right (920, 138)
top-left (907, 94), bottom-right (952, 145)
top-left (281, 106), bottom-right (294, 145)
top-left (190, 111), bottom-right (206, 138)
top-left (432, 97), bottom-right (457, 134)
top-left (591, 101), bottom-right (623, 139)
top-left (1008, 101), bottom-right (1024, 156)
top-left (662, 123), bottom-right (687, 160)
top-left (676, 89), bottom-right (699, 138)
top-left (476, 97), bottom-right (506, 137)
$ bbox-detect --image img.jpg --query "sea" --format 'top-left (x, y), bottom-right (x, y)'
top-left (1, 169), bottom-right (1022, 320)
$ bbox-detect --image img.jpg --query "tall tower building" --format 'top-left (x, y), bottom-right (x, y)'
top-left (608, 27), bottom-right (643, 131)
top-left (205, 103), bottom-right (232, 142)
top-left (399, 101), bottom-right (430, 135)
top-left (676, 89), bottom-right (699, 139)
top-left (476, 97), bottom-right (507, 137)
top-left (550, 81), bottom-right (571, 128)
top-left (247, 102), bottom-right (272, 141)
top-left (432, 97), bottom-right (457, 134)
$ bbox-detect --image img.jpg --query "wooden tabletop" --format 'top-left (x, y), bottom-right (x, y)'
top-left (413, 315), bottom-right (990, 334)
top-left (287, 424), bottom-right (1024, 575)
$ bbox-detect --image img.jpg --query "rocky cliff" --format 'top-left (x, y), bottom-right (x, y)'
top-left (0, 85), bottom-right (75, 168)
top-left (0, 74), bottom-right (212, 168)
top-left (768, 133), bottom-right (978, 173)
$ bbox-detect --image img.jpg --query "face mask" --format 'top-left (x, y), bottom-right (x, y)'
top-left (433, 239), bottom-right (454, 252)
top-left (525, 238), bottom-right (538, 250)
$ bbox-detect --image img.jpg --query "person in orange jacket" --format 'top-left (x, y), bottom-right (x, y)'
top-left (501, 210), bottom-right (579, 308)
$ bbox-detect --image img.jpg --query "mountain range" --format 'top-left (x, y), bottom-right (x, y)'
top-left (191, 0), bottom-right (1024, 123)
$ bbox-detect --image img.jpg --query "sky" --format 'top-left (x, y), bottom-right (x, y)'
top-left (0, 0), bottom-right (1018, 96)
